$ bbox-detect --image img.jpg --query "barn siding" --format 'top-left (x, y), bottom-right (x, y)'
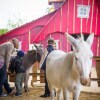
top-left (0, 12), bottom-right (56, 51)
top-left (39, 32), bottom-right (100, 56)
top-left (34, 0), bottom-right (100, 42)
top-left (34, 0), bottom-right (100, 56)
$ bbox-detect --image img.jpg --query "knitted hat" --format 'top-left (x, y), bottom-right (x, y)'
top-left (17, 50), bottom-right (24, 57)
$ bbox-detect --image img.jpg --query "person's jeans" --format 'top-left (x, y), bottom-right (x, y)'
top-left (0, 64), bottom-right (6, 88)
top-left (0, 64), bottom-right (12, 94)
top-left (15, 73), bottom-right (24, 94)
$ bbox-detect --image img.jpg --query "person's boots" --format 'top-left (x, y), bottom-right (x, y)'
top-left (40, 93), bottom-right (50, 97)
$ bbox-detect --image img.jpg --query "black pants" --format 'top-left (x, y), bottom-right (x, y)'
top-left (0, 64), bottom-right (12, 94)
top-left (41, 56), bottom-right (50, 95)
top-left (44, 73), bottom-right (50, 94)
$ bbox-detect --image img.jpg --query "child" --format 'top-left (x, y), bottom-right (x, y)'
top-left (10, 50), bottom-right (25, 96)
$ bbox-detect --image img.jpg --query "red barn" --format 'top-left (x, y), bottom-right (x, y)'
top-left (34, 0), bottom-right (100, 56)
top-left (0, 0), bottom-right (100, 56)
top-left (0, 11), bottom-right (56, 52)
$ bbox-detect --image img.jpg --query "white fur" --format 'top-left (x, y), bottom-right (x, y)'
top-left (46, 33), bottom-right (94, 100)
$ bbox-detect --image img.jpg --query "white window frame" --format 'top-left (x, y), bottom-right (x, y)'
top-left (29, 44), bottom-right (36, 50)
top-left (77, 5), bottom-right (90, 18)
top-left (18, 41), bottom-right (22, 50)
top-left (54, 40), bottom-right (59, 50)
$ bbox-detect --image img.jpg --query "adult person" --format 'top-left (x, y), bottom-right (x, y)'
top-left (40, 38), bottom-right (55, 98)
top-left (0, 38), bottom-right (19, 96)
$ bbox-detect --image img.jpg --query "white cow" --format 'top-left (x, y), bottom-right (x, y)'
top-left (46, 33), bottom-right (94, 100)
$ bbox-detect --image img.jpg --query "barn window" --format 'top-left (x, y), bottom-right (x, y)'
top-left (29, 44), bottom-right (36, 50)
top-left (54, 40), bottom-right (59, 50)
top-left (19, 41), bottom-right (22, 50)
top-left (77, 5), bottom-right (90, 18)
top-left (29, 44), bottom-right (43, 50)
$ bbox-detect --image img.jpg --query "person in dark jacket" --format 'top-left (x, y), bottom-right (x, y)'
top-left (10, 50), bottom-right (25, 96)
top-left (40, 38), bottom-right (55, 98)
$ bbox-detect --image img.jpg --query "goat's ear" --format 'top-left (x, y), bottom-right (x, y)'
top-left (65, 33), bottom-right (79, 49)
top-left (86, 33), bottom-right (94, 47)
top-left (34, 44), bottom-right (38, 50)
top-left (80, 33), bottom-right (84, 41)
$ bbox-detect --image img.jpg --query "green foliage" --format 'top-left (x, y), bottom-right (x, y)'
top-left (0, 29), bottom-right (9, 35)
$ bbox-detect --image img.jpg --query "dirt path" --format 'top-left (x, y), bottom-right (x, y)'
top-left (0, 87), bottom-right (100, 100)
top-left (1, 67), bottom-right (100, 100)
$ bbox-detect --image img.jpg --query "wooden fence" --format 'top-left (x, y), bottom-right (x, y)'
top-left (7, 56), bottom-right (100, 87)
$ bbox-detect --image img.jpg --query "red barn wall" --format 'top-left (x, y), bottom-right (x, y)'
top-left (34, 0), bottom-right (100, 56)
top-left (0, 12), bottom-right (56, 52)
top-left (34, 0), bottom-right (100, 42)
top-left (38, 32), bottom-right (100, 56)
